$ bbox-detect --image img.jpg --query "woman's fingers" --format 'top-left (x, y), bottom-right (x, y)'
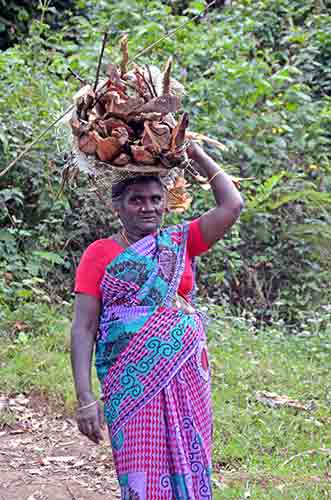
top-left (91, 418), bottom-right (104, 444)
top-left (76, 406), bottom-right (103, 444)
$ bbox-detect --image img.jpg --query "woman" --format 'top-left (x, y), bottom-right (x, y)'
top-left (71, 142), bottom-right (243, 499)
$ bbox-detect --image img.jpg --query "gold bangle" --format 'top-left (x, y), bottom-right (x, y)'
top-left (208, 170), bottom-right (222, 183)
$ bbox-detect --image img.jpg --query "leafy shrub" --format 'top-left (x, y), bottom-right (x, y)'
top-left (0, 0), bottom-right (78, 50)
top-left (1, 0), bottom-right (331, 326)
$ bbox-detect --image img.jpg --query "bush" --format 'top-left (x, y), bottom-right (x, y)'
top-left (1, 0), bottom-right (330, 326)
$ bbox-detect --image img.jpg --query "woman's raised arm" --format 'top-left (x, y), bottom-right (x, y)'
top-left (188, 143), bottom-right (244, 247)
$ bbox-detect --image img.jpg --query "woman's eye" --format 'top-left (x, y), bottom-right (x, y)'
top-left (152, 196), bottom-right (162, 203)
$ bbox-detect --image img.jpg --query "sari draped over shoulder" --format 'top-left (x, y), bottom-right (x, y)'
top-left (95, 224), bottom-right (213, 499)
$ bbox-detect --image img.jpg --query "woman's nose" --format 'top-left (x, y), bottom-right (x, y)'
top-left (141, 199), bottom-right (154, 212)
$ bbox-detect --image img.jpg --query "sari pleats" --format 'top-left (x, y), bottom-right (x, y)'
top-left (112, 339), bottom-right (212, 499)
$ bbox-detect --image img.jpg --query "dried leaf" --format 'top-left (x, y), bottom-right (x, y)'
top-left (111, 127), bottom-right (129, 146)
top-left (99, 118), bottom-right (134, 137)
top-left (92, 133), bottom-right (123, 162)
top-left (78, 133), bottom-right (97, 155)
top-left (132, 112), bottom-right (162, 122)
top-left (169, 195), bottom-right (192, 213)
top-left (112, 153), bottom-right (130, 166)
top-left (171, 113), bottom-right (189, 152)
top-left (72, 84), bottom-right (95, 104)
top-left (131, 145), bottom-right (155, 165)
top-left (140, 95), bottom-right (180, 114)
top-left (120, 34), bottom-right (129, 77)
top-left (104, 93), bottom-right (144, 119)
top-left (255, 391), bottom-right (315, 411)
top-left (40, 455), bottom-right (78, 466)
top-left (142, 122), bottom-right (171, 153)
top-left (103, 91), bottom-right (121, 113)
top-left (186, 131), bottom-right (227, 151)
top-left (70, 117), bottom-right (83, 137)
top-left (167, 176), bottom-right (192, 212)
top-left (162, 56), bottom-right (173, 95)
top-left (3, 272), bottom-right (13, 283)
top-left (132, 66), bottom-right (147, 96)
top-left (14, 394), bottom-right (29, 405)
top-left (106, 64), bottom-right (121, 84)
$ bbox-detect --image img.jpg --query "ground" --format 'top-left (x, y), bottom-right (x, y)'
top-left (1, 316), bottom-right (331, 499)
top-left (0, 396), bottom-right (120, 500)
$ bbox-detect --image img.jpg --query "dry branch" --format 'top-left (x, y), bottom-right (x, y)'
top-left (93, 32), bottom-right (108, 92)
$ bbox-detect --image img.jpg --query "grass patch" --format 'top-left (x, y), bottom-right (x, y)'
top-left (210, 313), bottom-right (331, 498)
top-left (0, 302), bottom-right (76, 410)
top-left (1, 304), bottom-right (330, 497)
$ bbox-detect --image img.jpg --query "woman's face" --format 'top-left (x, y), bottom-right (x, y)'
top-left (118, 180), bottom-right (166, 236)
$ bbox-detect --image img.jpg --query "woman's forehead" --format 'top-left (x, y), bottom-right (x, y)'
top-left (126, 181), bottom-right (163, 196)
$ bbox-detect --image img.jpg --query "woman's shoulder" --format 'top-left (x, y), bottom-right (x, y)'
top-left (162, 219), bottom-right (208, 256)
top-left (82, 237), bottom-right (123, 258)
top-left (163, 219), bottom-right (198, 235)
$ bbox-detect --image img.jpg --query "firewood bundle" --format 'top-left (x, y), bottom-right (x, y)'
top-left (66, 36), bottom-right (225, 211)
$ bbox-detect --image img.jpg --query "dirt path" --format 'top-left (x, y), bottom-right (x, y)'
top-left (2, 396), bottom-right (330, 499)
top-left (0, 396), bottom-right (120, 500)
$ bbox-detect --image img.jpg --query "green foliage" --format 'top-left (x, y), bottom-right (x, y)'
top-left (0, 0), bottom-right (78, 49)
top-left (1, 0), bottom-right (331, 324)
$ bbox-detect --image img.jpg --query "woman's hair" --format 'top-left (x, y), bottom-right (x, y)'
top-left (111, 175), bottom-right (164, 203)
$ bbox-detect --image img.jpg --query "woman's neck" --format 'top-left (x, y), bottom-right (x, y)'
top-left (123, 226), bottom-right (158, 244)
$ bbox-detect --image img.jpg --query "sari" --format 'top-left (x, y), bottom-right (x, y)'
top-left (95, 223), bottom-right (213, 499)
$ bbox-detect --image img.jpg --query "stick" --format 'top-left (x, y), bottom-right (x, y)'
top-left (282, 448), bottom-right (331, 467)
top-left (93, 32), bottom-right (108, 92)
top-left (135, 68), bottom-right (155, 98)
top-left (0, 105), bottom-right (75, 178)
top-left (0, 450), bottom-right (21, 458)
top-left (68, 68), bottom-right (87, 85)
top-left (145, 64), bottom-right (158, 97)
top-left (162, 56), bottom-right (172, 95)
top-left (66, 484), bottom-right (78, 500)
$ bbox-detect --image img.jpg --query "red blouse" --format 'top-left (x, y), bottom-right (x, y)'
top-left (74, 219), bottom-right (209, 300)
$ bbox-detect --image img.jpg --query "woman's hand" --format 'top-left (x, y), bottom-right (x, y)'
top-left (186, 141), bottom-right (205, 163)
top-left (76, 396), bottom-right (105, 444)
top-left (174, 294), bottom-right (195, 314)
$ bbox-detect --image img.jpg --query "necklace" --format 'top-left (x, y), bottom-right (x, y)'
top-left (120, 229), bottom-right (132, 247)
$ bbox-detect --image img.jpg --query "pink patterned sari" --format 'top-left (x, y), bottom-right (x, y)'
top-left (95, 224), bottom-right (213, 499)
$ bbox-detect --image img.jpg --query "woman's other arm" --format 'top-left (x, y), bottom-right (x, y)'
top-left (71, 293), bottom-right (104, 444)
top-left (188, 143), bottom-right (244, 246)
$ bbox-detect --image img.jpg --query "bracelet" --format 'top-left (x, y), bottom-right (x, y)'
top-left (77, 400), bottom-right (98, 411)
top-left (208, 170), bottom-right (222, 183)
